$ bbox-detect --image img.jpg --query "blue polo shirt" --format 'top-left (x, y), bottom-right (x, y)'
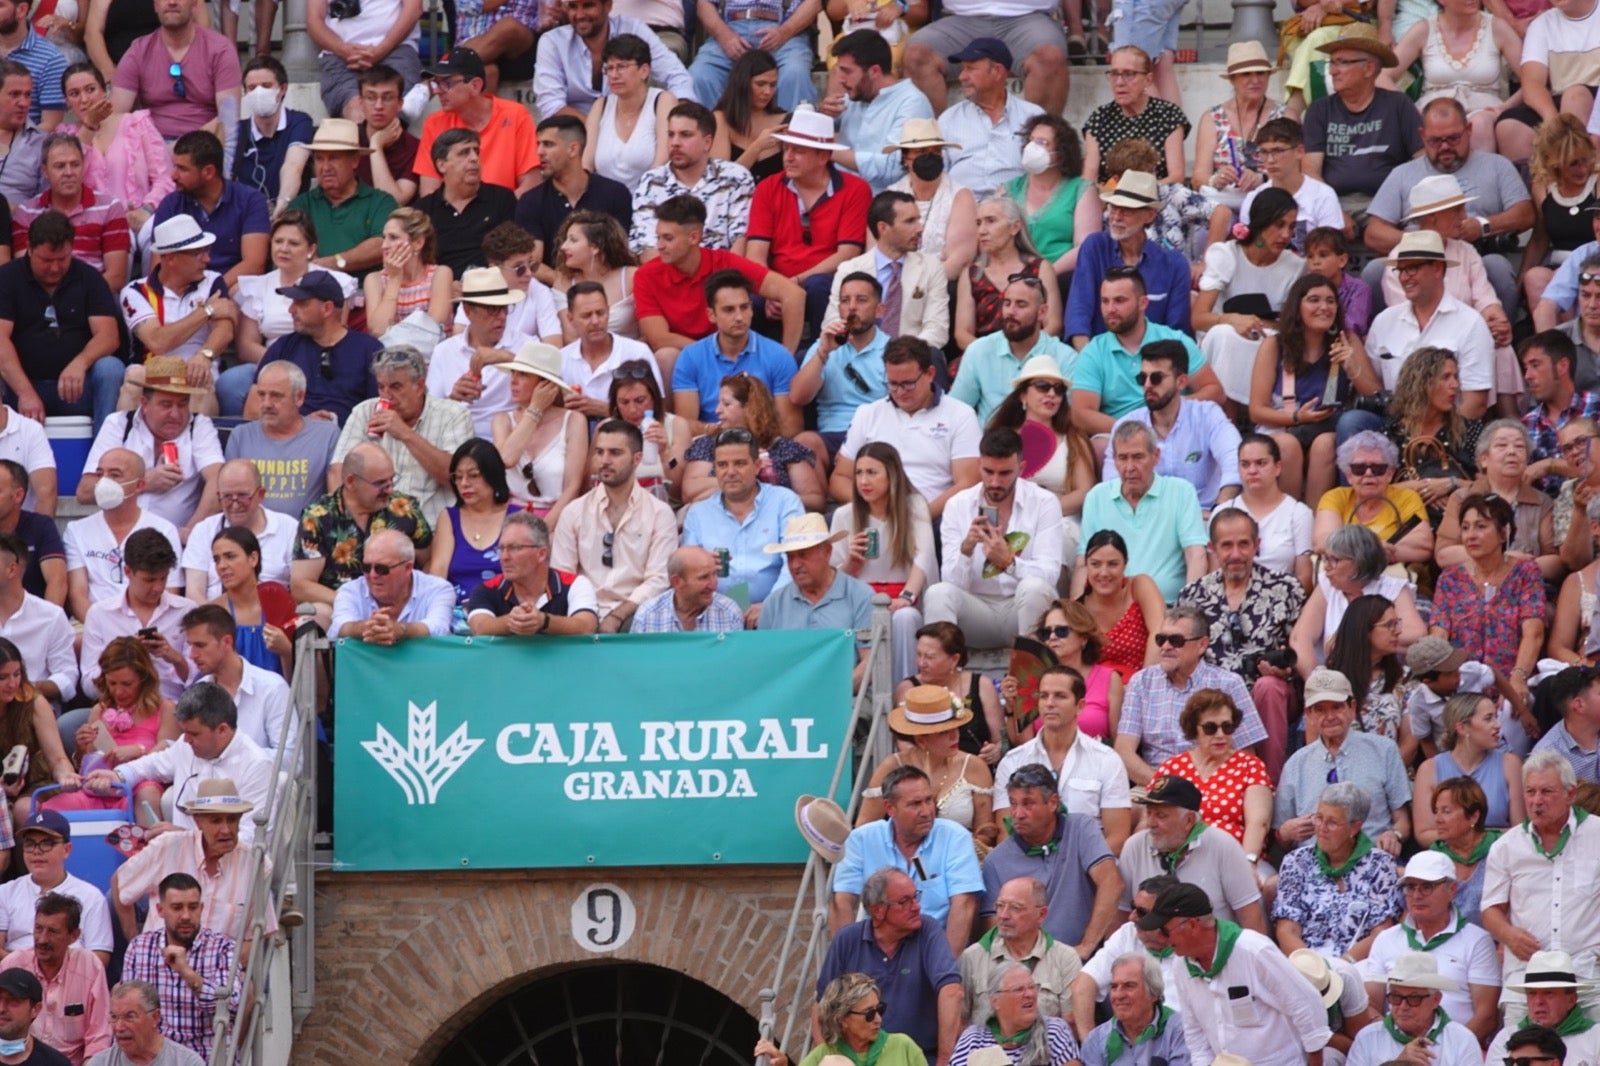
top-left (1073, 323), bottom-right (1206, 420)
top-left (152, 179), bottom-right (271, 277)
top-left (258, 328), bottom-right (384, 424)
top-left (672, 330), bottom-right (797, 423)
top-left (1065, 231), bottom-right (1193, 340)
top-left (758, 569), bottom-right (874, 635)
top-left (679, 483), bottom-right (804, 604)
top-left (816, 918), bottom-right (960, 1056)
top-left (234, 109), bottom-right (315, 202)
top-left (830, 817), bottom-right (985, 928)
top-left (980, 812), bottom-right (1115, 947)
top-left (799, 329), bottom-right (888, 433)
top-left (951, 332), bottom-right (1079, 425)
top-left (1079, 474), bottom-right (1208, 602)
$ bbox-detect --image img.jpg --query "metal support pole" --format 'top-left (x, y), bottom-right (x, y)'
top-left (1229, 0), bottom-right (1279, 54)
top-left (281, 0), bottom-right (318, 87)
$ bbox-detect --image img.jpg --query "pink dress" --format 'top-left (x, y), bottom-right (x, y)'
top-left (45, 708), bottom-right (164, 813)
top-left (377, 265), bottom-right (440, 320)
top-left (59, 111), bottom-right (174, 212)
top-left (1077, 663), bottom-right (1115, 740)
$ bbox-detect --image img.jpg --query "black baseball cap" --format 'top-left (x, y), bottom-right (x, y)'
top-left (426, 47), bottom-right (486, 82)
top-left (950, 38), bottom-right (1014, 68)
top-left (1134, 775), bottom-right (1203, 812)
top-left (0, 968), bottom-right (41, 1002)
top-left (276, 270), bottom-right (345, 306)
top-left (1136, 882), bottom-right (1214, 930)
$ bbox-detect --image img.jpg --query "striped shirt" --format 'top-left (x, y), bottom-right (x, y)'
top-left (122, 927), bottom-right (239, 1061)
top-left (115, 830), bottom-right (277, 944)
top-left (12, 186), bottom-right (131, 273)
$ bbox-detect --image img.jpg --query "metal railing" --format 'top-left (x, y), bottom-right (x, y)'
top-left (754, 594), bottom-right (895, 1065)
top-left (205, 614), bottom-right (326, 1066)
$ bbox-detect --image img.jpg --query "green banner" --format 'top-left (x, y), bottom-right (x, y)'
top-left (333, 630), bottom-right (857, 870)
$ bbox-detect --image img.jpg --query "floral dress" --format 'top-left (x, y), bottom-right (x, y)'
top-left (1431, 559), bottom-right (1546, 676)
top-left (969, 256), bottom-right (1045, 338)
top-left (1356, 673), bottom-right (1412, 745)
top-left (1204, 99), bottom-right (1290, 178)
top-left (1153, 749), bottom-right (1272, 844)
top-left (1272, 839), bottom-right (1404, 955)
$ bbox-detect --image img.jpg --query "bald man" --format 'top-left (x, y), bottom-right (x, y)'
top-left (629, 546), bottom-right (745, 632)
top-left (63, 448), bottom-right (181, 621)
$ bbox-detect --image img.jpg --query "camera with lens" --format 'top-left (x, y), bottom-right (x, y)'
top-left (328, 0), bottom-right (361, 20)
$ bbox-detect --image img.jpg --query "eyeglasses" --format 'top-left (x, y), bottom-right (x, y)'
top-left (1401, 880), bottom-right (1447, 893)
top-left (1387, 992), bottom-right (1436, 1007)
top-left (499, 541), bottom-right (538, 553)
top-left (1581, 272), bottom-right (1600, 284)
top-left (1029, 380), bottom-right (1067, 396)
top-left (218, 492), bottom-right (257, 505)
top-left (1199, 720), bottom-right (1238, 736)
top-left (1422, 132), bottom-right (1464, 149)
top-left (430, 76), bottom-right (465, 91)
top-left (998, 981), bottom-right (1038, 996)
top-left (1561, 435), bottom-right (1599, 457)
top-left (1256, 146), bottom-right (1293, 159)
top-left (602, 61), bottom-right (639, 77)
top-left (1153, 632), bottom-right (1200, 648)
top-left (1035, 624), bottom-right (1073, 641)
top-left (614, 362), bottom-right (654, 382)
top-left (885, 376), bottom-right (923, 392)
top-left (1372, 618), bottom-right (1402, 632)
top-left (886, 891), bottom-right (920, 908)
top-left (847, 1005), bottom-right (887, 1021)
top-left (602, 531), bottom-right (615, 568)
top-left (41, 304), bottom-right (58, 335)
top-left (1226, 610), bottom-right (1245, 646)
top-left (361, 560), bottom-right (406, 576)
top-left (319, 349), bottom-right (334, 380)
top-left (1130, 905), bottom-right (1150, 918)
top-left (20, 839), bottom-right (61, 853)
top-left (1106, 68), bottom-right (1148, 80)
top-left (1348, 463), bottom-right (1390, 477)
top-left (169, 61), bottom-right (185, 98)
top-left (354, 475), bottom-right (395, 493)
top-left (1135, 371), bottom-right (1169, 387)
top-left (1396, 262), bottom-right (1430, 278)
top-left (505, 260), bottom-right (535, 278)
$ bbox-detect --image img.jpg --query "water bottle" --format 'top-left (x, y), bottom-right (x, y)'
top-left (641, 409), bottom-right (661, 468)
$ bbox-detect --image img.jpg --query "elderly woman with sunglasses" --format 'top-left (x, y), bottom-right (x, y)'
top-left (1152, 689), bottom-right (1273, 858)
top-left (1313, 431), bottom-right (1435, 567)
top-left (1291, 524), bottom-right (1428, 675)
top-left (755, 971), bottom-right (926, 1066)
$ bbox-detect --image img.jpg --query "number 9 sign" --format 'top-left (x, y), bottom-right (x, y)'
top-left (570, 883), bottom-right (637, 954)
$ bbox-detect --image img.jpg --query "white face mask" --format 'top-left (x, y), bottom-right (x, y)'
top-left (1021, 141), bottom-right (1053, 176)
top-left (243, 85), bottom-right (280, 120)
top-left (93, 477), bottom-right (127, 510)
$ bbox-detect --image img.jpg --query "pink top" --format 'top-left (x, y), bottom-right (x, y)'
top-left (379, 264), bottom-right (439, 319)
top-left (60, 111), bottom-right (175, 212)
top-left (1078, 663), bottom-right (1114, 740)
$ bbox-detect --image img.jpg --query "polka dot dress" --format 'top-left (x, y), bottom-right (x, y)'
top-left (1155, 750), bottom-right (1274, 843)
top-left (1085, 98), bottom-right (1193, 182)
top-left (1099, 601), bottom-right (1149, 685)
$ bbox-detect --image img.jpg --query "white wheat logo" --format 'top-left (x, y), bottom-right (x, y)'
top-left (362, 701), bottom-right (483, 805)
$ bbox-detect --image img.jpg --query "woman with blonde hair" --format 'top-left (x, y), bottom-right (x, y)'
top-left (48, 637), bottom-right (177, 814)
top-left (1523, 114), bottom-right (1600, 310)
top-left (1412, 691), bottom-right (1523, 845)
top-left (553, 210), bottom-right (640, 341)
top-left (363, 207), bottom-right (454, 335)
top-left (954, 196), bottom-right (1062, 349)
top-left (1384, 346), bottom-right (1480, 524)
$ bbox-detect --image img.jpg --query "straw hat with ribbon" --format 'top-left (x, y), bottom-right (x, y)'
top-left (179, 777), bottom-right (256, 816)
top-left (487, 342), bottom-right (572, 392)
top-left (887, 684), bottom-right (972, 735)
top-left (1383, 230), bottom-right (1459, 269)
top-left (305, 118), bottom-right (372, 154)
top-left (458, 266), bottom-right (527, 307)
top-left (793, 795), bottom-right (850, 863)
top-left (1401, 174), bottom-right (1474, 222)
top-left (763, 514), bottom-right (848, 554)
top-left (881, 117), bottom-right (961, 154)
top-left (142, 355), bottom-right (208, 396)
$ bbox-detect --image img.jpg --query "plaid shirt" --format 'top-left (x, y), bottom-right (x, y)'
top-left (630, 589), bottom-right (744, 633)
top-left (122, 927), bottom-right (239, 1060)
top-left (1523, 389), bottom-right (1600, 496)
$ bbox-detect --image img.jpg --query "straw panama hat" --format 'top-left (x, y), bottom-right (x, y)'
top-left (488, 342), bottom-right (572, 392)
top-left (772, 108), bottom-right (847, 152)
top-left (1402, 174), bottom-right (1474, 222)
top-left (1386, 951), bottom-right (1460, 992)
top-left (1315, 24), bottom-right (1399, 68)
top-left (305, 118), bottom-right (372, 153)
top-left (1289, 949), bottom-right (1344, 1007)
top-left (763, 514), bottom-right (848, 554)
top-left (882, 117), bottom-right (961, 154)
top-left (1012, 354), bottom-right (1071, 390)
top-left (458, 267), bottom-right (527, 307)
top-left (141, 355), bottom-right (208, 396)
top-left (794, 794), bottom-right (850, 863)
top-left (1222, 41), bottom-right (1275, 78)
top-left (1506, 950), bottom-right (1597, 992)
top-left (888, 684), bottom-right (973, 735)
top-left (179, 777), bottom-right (256, 816)
top-left (1383, 230), bottom-right (1459, 269)
top-left (1102, 170), bottom-right (1160, 210)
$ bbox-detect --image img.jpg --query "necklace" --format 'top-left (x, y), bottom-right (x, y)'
top-left (1236, 94), bottom-right (1269, 146)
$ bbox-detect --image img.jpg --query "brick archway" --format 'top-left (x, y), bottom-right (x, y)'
top-left (294, 868), bottom-right (818, 1066)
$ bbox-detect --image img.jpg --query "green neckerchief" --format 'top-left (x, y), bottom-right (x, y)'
top-left (1103, 1005), bottom-right (1175, 1063)
top-left (1431, 829), bottom-right (1501, 867)
top-left (1161, 820), bottom-right (1208, 872)
top-left (987, 1019), bottom-right (1035, 1047)
top-left (977, 925), bottom-right (1055, 963)
top-left (1404, 909), bottom-right (1468, 953)
top-left (1384, 1008), bottom-right (1450, 1046)
top-left (1521, 1005), bottom-right (1597, 1037)
top-left (1003, 804), bottom-right (1069, 857)
top-left (1148, 945), bottom-right (1175, 959)
top-left (835, 1030), bottom-right (889, 1066)
top-left (1526, 808), bottom-right (1589, 861)
top-left (1315, 831), bottom-right (1374, 880)
top-left (1185, 920), bottom-right (1242, 979)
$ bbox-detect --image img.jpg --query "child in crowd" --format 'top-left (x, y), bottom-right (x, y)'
top-left (1303, 227), bottom-right (1372, 338)
top-left (1239, 117), bottom-right (1342, 252)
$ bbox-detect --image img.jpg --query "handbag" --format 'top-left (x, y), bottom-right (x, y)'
top-left (1399, 435), bottom-right (1467, 486)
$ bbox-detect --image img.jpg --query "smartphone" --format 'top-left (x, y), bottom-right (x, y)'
top-left (160, 441), bottom-right (178, 466)
top-left (980, 506), bottom-right (1000, 526)
top-left (137, 626), bottom-right (158, 640)
top-left (93, 721), bottom-right (116, 754)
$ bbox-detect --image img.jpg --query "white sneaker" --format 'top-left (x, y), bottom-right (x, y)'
top-left (400, 83), bottom-right (432, 125)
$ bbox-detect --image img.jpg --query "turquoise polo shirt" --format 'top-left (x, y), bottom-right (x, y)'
top-left (950, 332), bottom-right (1079, 425)
top-left (757, 569), bottom-right (874, 635)
top-left (1073, 323), bottom-right (1205, 421)
top-left (830, 817), bottom-right (986, 927)
top-left (1080, 474), bottom-right (1208, 602)
top-left (799, 328), bottom-right (889, 433)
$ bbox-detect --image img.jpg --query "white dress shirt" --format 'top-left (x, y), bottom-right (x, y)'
top-left (202, 659), bottom-right (295, 772)
top-left (1173, 926), bottom-right (1334, 1066)
top-left (992, 729), bottom-right (1129, 823)
top-left (1366, 292), bottom-right (1495, 395)
top-left (330, 570), bottom-right (455, 638)
top-left (425, 327), bottom-right (535, 438)
top-left (109, 731), bottom-right (276, 843)
top-left (0, 592), bottom-right (76, 700)
top-left (1482, 810), bottom-right (1600, 994)
top-left (937, 478), bottom-right (1064, 596)
top-left (79, 590), bottom-right (197, 701)
top-left (560, 334), bottom-right (661, 407)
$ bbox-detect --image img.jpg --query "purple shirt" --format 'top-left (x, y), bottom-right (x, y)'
top-left (112, 27), bottom-right (241, 139)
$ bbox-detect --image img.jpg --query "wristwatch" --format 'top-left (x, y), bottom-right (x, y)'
top-left (203, 302), bottom-right (214, 319)
top-left (198, 348), bottom-right (216, 361)
top-left (335, 254), bottom-right (348, 270)
top-left (1475, 216), bottom-right (1491, 237)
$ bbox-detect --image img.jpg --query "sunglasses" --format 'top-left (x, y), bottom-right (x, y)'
top-left (1029, 380), bottom-right (1067, 396)
top-left (614, 362), bottom-right (653, 382)
top-left (1008, 767), bottom-right (1057, 792)
top-left (1387, 992), bottom-right (1436, 1007)
top-left (1348, 463), bottom-right (1390, 476)
top-left (1581, 272), bottom-right (1600, 285)
top-left (843, 363), bottom-right (872, 393)
top-left (361, 560), bottom-right (404, 576)
top-left (1135, 371), bottom-right (1169, 387)
top-left (1153, 632), bottom-right (1199, 648)
top-left (1007, 272), bottom-right (1045, 290)
top-left (1035, 624), bottom-right (1073, 641)
top-left (1199, 720), bottom-right (1238, 736)
top-left (848, 1005), bottom-right (887, 1022)
top-left (169, 61), bottom-right (185, 98)
top-left (602, 531), bottom-right (614, 568)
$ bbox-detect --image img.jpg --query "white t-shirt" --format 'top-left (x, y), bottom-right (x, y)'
top-left (63, 509), bottom-right (183, 604)
top-left (1241, 177), bottom-right (1344, 244)
top-left (560, 334), bottom-right (661, 405)
top-left (1214, 494), bottom-right (1313, 578)
top-left (0, 871), bottom-right (113, 952)
top-left (0, 407), bottom-right (54, 513)
top-left (425, 328), bottom-right (535, 438)
top-left (1361, 915), bottom-right (1499, 1022)
top-left (180, 509), bottom-right (299, 600)
top-left (84, 412), bottom-right (226, 531)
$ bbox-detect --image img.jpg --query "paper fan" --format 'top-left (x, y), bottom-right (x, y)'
top-left (1019, 420), bottom-right (1057, 478)
top-left (1008, 635), bottom-right (1058, 737)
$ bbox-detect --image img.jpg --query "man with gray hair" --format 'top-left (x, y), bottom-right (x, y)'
top-left (332, 346), bottom-right (474, 524)
top-left (630, 548), bottom-right (743, 633)
top-left (179, 459), bottom-right (298, 601)
top-left (1483, 749), bottom-right (1600, 1007)
top-left (959, 876), bottom-right (1081, 1027)
top-left (223, 361), bottom-right (341, 518)
top-left (1077, 420), bottom-right (1208, 603)
top-left (89, 979), bottom-right (204, 1065)
top-left (1077, 953), bottom-right (1187, 1066)
top-left (466, 511), bottom-right (598, 637)
top-left (329, 527), bottom-right (453, 643)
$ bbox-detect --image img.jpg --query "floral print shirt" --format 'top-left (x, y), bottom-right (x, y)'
top-left (1176, 563), bottom-right (1305, 679)
top-left (292, 488), bottom-right (434, 591)
top-left (1431, 559), bottom-right (1546, 676)
top-left (1273, 843), bottom-right (1403, 955)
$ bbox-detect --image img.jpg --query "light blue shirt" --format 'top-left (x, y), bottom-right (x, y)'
top-left (831, 817), bottom-right (986, 926)
top-left (1079, 475), bottom-right (1207, 602)
top-left (680, 484), bottom-right (805, 604)
top-left (329, 570), bottom-right (455, 638)
top-left (1545, 238), bottom-right (1600, 313)
top-left (532, 15), bottom-right (696, 120)
top-left (799, 328), bottom-right (888, 432)
top-left (1073, 323), bottom-right (1206, 420)
top-left (1102, 399), bottom-right (1241, 510)
top-left (673, 330), bottom-right (797, 423)
top-left (939, 93), bottom-right (1044, 200)
top-left (949, 332), bottom-right (1079, 425)
top-left (758, 569), bottom-right (874, 634)
top-left (838, 79), bottom-right (934, 193)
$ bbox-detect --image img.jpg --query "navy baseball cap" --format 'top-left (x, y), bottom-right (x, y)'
top-left (19, 809), bottom-right (69, 842)
top-left (276, 270), bottom-right (346, 306)
top-left (950, 38), bottom-right (1014, 68)
top-left (426, 47), bottom-right (486, 82)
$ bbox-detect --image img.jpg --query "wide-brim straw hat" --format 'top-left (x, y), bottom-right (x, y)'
top-left (772, 108), bottom-right (847, 152)
top-left (1402, 174), bottom-right (1475, 222)
top-left (179, 777), bottom-right (256, 816)
top-left (881, 117), bottom-right (961, 153)
top-left (142, 355), bottom-right (208, 396)
top-left (763, 513), bottom-right (848, 554)
top-left (1102, 170), bottom-right (1160, 210)
top-left (305, 118), bottom-right (372, 153)
top-left (887, 684), bottom-right (973, 735)
top-left (458, 266), bottom-right (527, 307)
top-left (1383, 229), bottom-right (1459, 268)
top-left (1507, 950), bottom-right (1597, 992)
top-left (1316, 25), bottom-right (1399, 69)
top-left (1289, 949), bottom-right (1344, 1007)
top-left (487, 342), bottom-right (573, 392)
top-left (794, 795), bottom-right (849, 863)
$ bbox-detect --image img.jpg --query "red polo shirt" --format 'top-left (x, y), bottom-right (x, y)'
top-left (12, 185), bottom-right (131, 271)
top-left (747, 165), bottom-right (870, 278)
top-left (634, 246), bottom-right (770, 341)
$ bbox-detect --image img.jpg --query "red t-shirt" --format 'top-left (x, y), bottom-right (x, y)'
top-left (634, 246), bottom-right (770, 341)
top-left (746, 167), bottom-right (871, 278)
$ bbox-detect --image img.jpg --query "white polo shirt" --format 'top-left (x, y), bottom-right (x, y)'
top-left (839, 393), bottom-right (981, 504)
top-left (180, 509), bottom-right (298, 599)
top-left (0, 406), bottom-right (53, 512)
top-left (560, 334), bottom-right (661, 406)
top-left (1366, 292), bottom-right (1494, 395)
top-left (83, 411), bottom-right (226, 531)
top-left (203, 659), bottom-right (295, 770)
top-left (62, 509), bottom-right (182, 605)
top-left (992, 728), bottom-right (1130, 823)
top-left (1361, 910), bottom-right (1499, 1022)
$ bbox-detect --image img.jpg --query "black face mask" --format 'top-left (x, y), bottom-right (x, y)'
top-left (910, 153), bottom-right (945, 181)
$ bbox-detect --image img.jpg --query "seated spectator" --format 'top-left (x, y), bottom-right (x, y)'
top-left (925, 427), bottom-right (1061, 650)
top-left (1213, 435), bottom-right (1316, 587)
top-left (1274, 780), bottom-right (1404, 960)
top-left (1311, 431), bottom-right (1435, 565)
top-left (1192, 42), bottom-right (1288, 197)
top-left (634, 194), bottom-right (804, 363)
top-left (1401, 638), bottom-right (1502, 756)
top-left (0, 62), bottom-right (43, 205)
top-left (0, 210), bottom-right (121, 430)
top-left (711, 50), bottom-right (787, 184)
top-left (80, 356), bottom-right (222, 537)
top-left (197, 527), bottom-right (295, 676)
top-left (118, 219), bottom-right (234, 416)
top-left (108, 2), bottom-right (238, 156)
top-left (361, 206), bottom-right (453, 337)
top-left (0, 407), bottom-right (55, 519)
top-left (953, 273), bottom-right (1072, 424)
top-left (475, 221), bottom-right (562, 347)
top-left (424, 267), bottom-right (531, 438)
top-left (954, 196), bottom-right (1061, 352)
top-left (680, 428), bottom-right (805, 625)
top-left (465, 511), bottom-right (599, 637)
top-left (1302, 29), bottom-right (1421, 217)
top-left (1065, 173), bottom-right (1194, 346)
top-left (952, 962), bottom-right (1080, 1064)
top-left (1275, 668), bottom-right (1413, 845)
top-left (688, 0), bottom-right (814, 117)
top-left (924, 39), bottom-right (1047, 201)
top-left (1078, 422), bottom-right (1208, 604)
top-left (681, 374), bottom-right (821, 510)
top-left (487, 343), bottom-right (588, 523)
top-left (1538, 220), bottom-right (1600, 335)
top-left (1305, 226), bottom-right (1373, 337)
top-left (1070, 873), bottom-right (1185, 1041)
top-left (1550, 493), bottom-right (1600, 659)
top-left (285, 120), bottom-right (399, 281)
top-left (1002, 119), bottom-right (1096, 281)
top-left (550, 420), bottom-right (675, 633)
top-left (960, 876), bottom-right (1082, 1029)
top-left (0, 813), bottom-right (111, 961)
top-left (1435, 420), bottom-right (1558, 573)
top-left (1151, 690), bottom-right (1275, 866)
top-left (827, 190), bottom-right (948, 353)
top-left (761, 969), bottom-right (939, 1066)
top-left (1001, 601), bottom-right (1122, 743)
top-left (1081, 46), bottom-right (1188, 186)
top-left (291, 442), bottom-right (433, 621)
top-left (1290, 523), bottom-right (1429, 673)
top-left (794, 268), bottom-right (891, 454)
top-left (885, 118), bottom-right (978, 282)
top-left (423, 439), bottom-right (516, 615)
top-left (550, 211), bottom-right (638, 344)
top-left (121, 873), bottom-right (236, 1061)
top-left (1504, 0), bottom-right (1600, 163)
top-left (1523, 331), bottom-right (1600, 497)
top-left (90, 980), bottom-right (204, 1066)
top-left (63, 451), bottom-right (180, 622)
top-left (1104, 340), bottom-right (1240, 513)
top-left (1431, 492), bottom-right (1547, 691)
top-left (414, 48), bottom-right (538, 198)
top-left (333, 345), bottom-right (474, 524)
top-left (1490, 953), bottom-right (1600, 1065)
top-left (1524, 116), bottom-right (1600, 313)
top-left (514, 116), bottom-right (632, 285)
top-left (758, 513), bottom-right (873, 664)
top-left (0, 893), bottom-right (112, 1065)
top-left (55, 638), bottom-right (177, 817)
top-left (986, 357), bottom-right (1095, 534)
top-left (630, 546), bottom-right (743, 633)
top-left (0, 637), bottom-right (62, 812)
top-left (352, 65), bottom-right (420, 206)
top-left (306, 0), bottom-right (420, 122)
top-left (896, 621), bottom-right (1003, 762)
top-left (1378, 347), bottom-right (1480, 527)
top-left (819, 31), bottom-right (933, 198)
top-left (250, 269), bottom-right (382, 426)
top-left (532, 0), bottom-right (692, 124)
top-left (58, 63), bottom-right (171, 238)
top-left (631, 100), bottom-right (754, 258)
top-left (673, 271), bottom-right (801, 437)
top-left (1348, 951), bottom-right (1480, 1065)
top-left (232, 57), bottom-right (311, 209)
top-left (1077, 954), bottom-right (1183, 1066)
top-left (77, 528), bottom-right (192, 703)
top-left (581, 35), bottom-right (672, 191)
top-left (182, 606), bottom-right (293, 765)
top-left (12, 132), bottom-right (128, 291)
top-left (1236, 119), bottom-right (1341, 254)
top-left (1325, 593), bottom-right (1418, 758)
top-left (149, 132), bottom-right (267, 288)
top-left (411, 130), bottom-right (519, 281)
top-left (605, 360), bottom-right (688, 501)
top-left (857, 686), bottom-right (996, 841)
top-left (1413, 692), bottom-right (1524, 844)
top-left (329, 526), bottom-right (452, 642)
top-left (0, 461), bottom-right (59, 615)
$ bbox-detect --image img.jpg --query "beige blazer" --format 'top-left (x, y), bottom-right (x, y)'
top-left (824, 249), bottom-right (950, 350)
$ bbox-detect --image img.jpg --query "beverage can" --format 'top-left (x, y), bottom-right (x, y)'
top-left (160, 441), bottom-right (179, 466)
top-left (863, 529), bottom-right (879, 559)
top-left (714, 548), bottom-right (731, 577)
